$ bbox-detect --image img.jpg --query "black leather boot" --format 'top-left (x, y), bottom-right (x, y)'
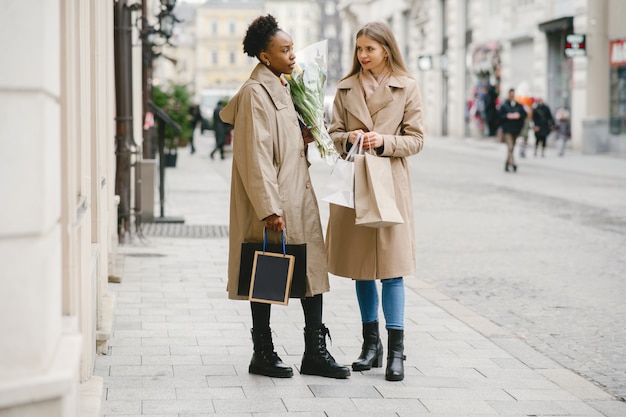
top-left (385, 329), bottom-right (406, 381)
top-left (352, 321), bottom-right (383, 371)
top-left (301, 324), bottom-right (351, 379)
top-left (249, 328), bottom-right (293, 378)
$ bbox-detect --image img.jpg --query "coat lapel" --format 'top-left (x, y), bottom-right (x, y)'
top-left (338, 74), bottom-right (407, 131)
top-left (251, 64), bottom-right (290, 111)
top-left (339, 76), bottom-right (374, 131)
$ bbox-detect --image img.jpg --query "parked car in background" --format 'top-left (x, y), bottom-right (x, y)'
top-left (199, 88), bottom-right (238, 133)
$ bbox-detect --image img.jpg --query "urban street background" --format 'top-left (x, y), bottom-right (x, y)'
top-left (165, 131), bottom-right (626, 402)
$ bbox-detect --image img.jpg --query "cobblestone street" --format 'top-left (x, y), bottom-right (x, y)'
top-left (392, 137), bottom-right (626, 401)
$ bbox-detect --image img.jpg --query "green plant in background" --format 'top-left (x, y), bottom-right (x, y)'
top-left (152, 83), bottom-right (193, 150)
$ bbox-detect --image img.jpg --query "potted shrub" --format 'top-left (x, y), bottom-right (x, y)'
top-left (152, 83), bottom-right (193, 167)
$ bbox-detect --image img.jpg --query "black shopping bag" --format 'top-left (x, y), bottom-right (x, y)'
top-left (249, 250), bottom-right (295, 305)
top-left (238, 230), bottom-right (307, 299)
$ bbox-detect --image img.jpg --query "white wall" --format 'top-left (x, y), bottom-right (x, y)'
top-left (0, 0), bottom-right (117, 415)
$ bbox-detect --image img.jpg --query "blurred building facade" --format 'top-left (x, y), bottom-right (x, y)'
top-left (194, 0), bottom-right (264, 92)
top-left (191, 0), bottom-right (326, 93)
top-left (153, 0), bottom-right (341, 99)
top-left (338, 0), bottom-right (626, 155)
top-left (153, 1), bottom-right (199, 89)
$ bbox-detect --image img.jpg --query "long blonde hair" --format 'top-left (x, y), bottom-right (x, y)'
top-left (343, 21), bottom-right (411, 80)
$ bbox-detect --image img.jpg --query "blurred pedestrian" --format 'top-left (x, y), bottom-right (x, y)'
top-left (210, 99), bottom-right (230, 160)
top-left (532, 97), bottom-right (555, 157)
top-left (485, 83), bottom-right (499, 136)
top-left (517, 103), bottom-right (532, 158)
top-left (498, 88), bottom-right (527, 172)
top-left (218, 14), bottom-right (350, 380)
top-left (555, 107), bottom-right (571, 156)
top-left (326, 21), bottom-right (425, 382)
top-left (187, 103), bottom-right (201, 154)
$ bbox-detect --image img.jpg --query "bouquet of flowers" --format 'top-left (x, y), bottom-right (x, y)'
top-left (285, 40), bottom-right (339, 164)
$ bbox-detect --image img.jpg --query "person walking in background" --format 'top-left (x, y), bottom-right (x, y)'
top-left (187, 103), bottom-right (201, 154)
top-left (485, 83), bottom-right (499, 137)
top-left (210, 99), bottom-right (229, 160)
top-left (532, 97), bottom-right (555, 157)
top-left (517, 103), bottom-right (532, 158)
top-left (555, 107), bottom-right (571, 156)
top-left (325, 21), bottom-right (424, 381)
top-left (498, 88), bottom-right (527, 172)
top-left (218, 14), bottom-right (350, 380)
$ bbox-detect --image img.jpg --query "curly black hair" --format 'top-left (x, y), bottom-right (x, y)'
top-left (243, 14), bottom-right (281, 59)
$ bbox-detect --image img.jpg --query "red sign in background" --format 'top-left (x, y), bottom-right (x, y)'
top-left (610, 39), bottom-right (626, 67)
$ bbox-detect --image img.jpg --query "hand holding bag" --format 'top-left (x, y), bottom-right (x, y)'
top-left (354, 151), bottom-right (404, 228)
top-left (320, 135), bottom-right (364, 208)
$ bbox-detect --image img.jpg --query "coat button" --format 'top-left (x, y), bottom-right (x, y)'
top-left (300, 150), bottom-right (305, 157)
top-left (306, 180), bottom-right (311, 189)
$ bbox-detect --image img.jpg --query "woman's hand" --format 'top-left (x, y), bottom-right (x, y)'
top-left (362, 132), bottom-right (383, 150)
top-left (348, 129), bottom-right (365, 144)
top-left (264, 214), bottom-right (286, 232)
top-left (301, 125), bottom-right (315, 144)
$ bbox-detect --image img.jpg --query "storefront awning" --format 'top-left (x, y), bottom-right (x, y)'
top-left (538, 16), bottom-right (573, 33)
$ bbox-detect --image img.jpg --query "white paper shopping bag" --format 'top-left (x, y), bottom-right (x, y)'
top-left (320, 135), bottom-right (363, 208)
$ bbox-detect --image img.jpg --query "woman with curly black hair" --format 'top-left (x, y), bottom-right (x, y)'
top-left (219, 15), bottom-right (350, 379)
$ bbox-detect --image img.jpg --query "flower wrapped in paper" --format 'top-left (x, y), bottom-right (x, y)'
top-left (285, 40), bottom-right (339, 164)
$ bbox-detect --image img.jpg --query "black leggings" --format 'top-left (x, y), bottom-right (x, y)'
top-left (535, 134), bottom-right (547, 150)
top-left (251, 294), bottom-right (323, 330)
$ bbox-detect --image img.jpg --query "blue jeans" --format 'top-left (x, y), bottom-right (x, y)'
top-left (355, 278), bottom-right (404, 330)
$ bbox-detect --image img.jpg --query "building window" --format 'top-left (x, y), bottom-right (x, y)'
top-left (229, 20), bottom-right (236, 35)
top-left (229, 52), bottom-right (236, 65)
top-left (212, 20), bottom-right (218, 35)
top-left (212, 50), bottom-right (218, 65)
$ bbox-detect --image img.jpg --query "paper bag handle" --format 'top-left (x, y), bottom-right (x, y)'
top-left (345, 134), bottom-right (364, 161)
top-left (262, 228), bottom-right (287, 256)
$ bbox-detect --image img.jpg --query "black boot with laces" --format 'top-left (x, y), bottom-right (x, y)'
top-left (249, 328), bottom-right (293, 378)
top-left (301, 324), bottom-right (350, 379)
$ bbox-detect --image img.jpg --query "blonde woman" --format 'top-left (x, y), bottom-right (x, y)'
top-left (326, 21), bottom-right (424, 381)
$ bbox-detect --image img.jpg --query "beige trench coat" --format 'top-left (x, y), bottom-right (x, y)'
top-left (326, 73), bottom-right (424, 280)
top-left (219, 64), bottom-right (329, 300)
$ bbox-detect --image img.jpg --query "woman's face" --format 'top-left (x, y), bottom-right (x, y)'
top-left (356, 35), bottom-right (387, 75)
top-left (262, 31), bottom-right (296, 76)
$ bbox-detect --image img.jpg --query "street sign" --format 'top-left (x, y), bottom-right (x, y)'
top-left (565, 34), bottom-right (586, 57)
top-left (609, 39), bottom-right (626, 67)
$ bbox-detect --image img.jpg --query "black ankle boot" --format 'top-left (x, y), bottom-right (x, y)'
top-left (249, 328), bottom-right (293, 378)
top-left (301, 324), bottom-right (351, 379)
top-left (386, 329), bottom-right (406, 381)
top-left (352, 321), bottom-right (383, 371)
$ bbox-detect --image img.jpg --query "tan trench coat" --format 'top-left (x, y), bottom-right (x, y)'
top-left (219, 64), bottom-right (329, 300)
top-left (326, 73), bottom-right (424, 280)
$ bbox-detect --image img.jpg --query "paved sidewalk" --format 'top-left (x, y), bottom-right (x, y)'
top-left (96, 134), bottom-right (626, 417)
